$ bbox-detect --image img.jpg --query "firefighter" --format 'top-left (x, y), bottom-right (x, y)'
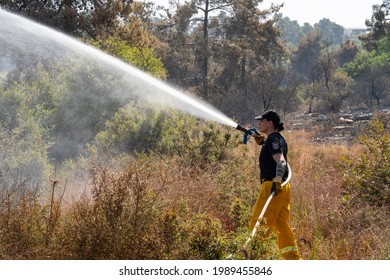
top-left (249, 110), bottom-right (301, 260)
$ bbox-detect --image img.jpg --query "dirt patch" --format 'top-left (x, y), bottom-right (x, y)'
top-left (287, 108), bottom-right (390, 144)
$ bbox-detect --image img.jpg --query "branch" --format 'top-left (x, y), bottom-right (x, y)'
top-left (195, 3), bottom-right (232, 13)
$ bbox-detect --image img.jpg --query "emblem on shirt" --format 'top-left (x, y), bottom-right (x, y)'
top-left (272, 141), bottom-right (280, 150)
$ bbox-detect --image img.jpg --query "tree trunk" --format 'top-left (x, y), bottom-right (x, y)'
top-left (201, 0), bottom-right (209, 98)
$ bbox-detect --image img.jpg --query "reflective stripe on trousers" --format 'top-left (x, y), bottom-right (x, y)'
top-left (280, 246), bottom-right (298, 254)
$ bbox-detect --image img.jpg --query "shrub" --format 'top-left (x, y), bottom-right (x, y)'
top-left (338, 115), bottom-right (390, 259)
top-left (0, 117), bottom-right (52, 186)
top-left (59, 161), bottom-right (164, 259)
top-left (92, 106), bottom-right (240, 168)
top-left (341, 115), bottom-right (389, 209)
top-left (186, 213), bottom-right (225, 260)
top-left (0, 175), bottom-right (64, 259)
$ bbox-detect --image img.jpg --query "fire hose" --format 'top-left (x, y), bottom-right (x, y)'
top-left (226, 163), bottom-right (292, 259)
top-left (226, 124), bottom-right (292, 259)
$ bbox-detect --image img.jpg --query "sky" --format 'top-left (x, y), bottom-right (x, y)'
top-left (149, 0), bottom-right (380, 28)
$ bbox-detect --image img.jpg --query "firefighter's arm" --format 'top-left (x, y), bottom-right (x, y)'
top-left (271, 153), bottom-right (287, 195)
top-left (273, 153), bottom-right (287, 181)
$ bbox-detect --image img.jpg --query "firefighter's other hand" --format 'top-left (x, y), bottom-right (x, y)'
top-left (254, 133), bottom-right (266, 145)
top-left (271, 176), bottom-right (283, 195)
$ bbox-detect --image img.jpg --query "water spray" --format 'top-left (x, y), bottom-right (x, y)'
top-left (0, 9), bottom-right (237, 129)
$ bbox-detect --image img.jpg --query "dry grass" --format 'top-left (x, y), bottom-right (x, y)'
top-left (286, 130), bottom-right (388, 259)
top-left (0, 128), bottom-right (388, 260)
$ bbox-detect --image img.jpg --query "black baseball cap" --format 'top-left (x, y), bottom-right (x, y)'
top-left (254, 110), bottom-right (281, 124)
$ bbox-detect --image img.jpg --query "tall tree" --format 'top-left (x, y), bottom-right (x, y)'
top-left (290, 31), bottom-right (351, 112)
top-left (360, 0), bottom-right (390, 50)
top-left (314, 18), bottom-right (344, 45)
top-left (302, 22), bottom-right (314, 35)
top-left (278, 16), bottom-right (304, 45)
top-left (185, 0), bottom-right (235, 98)
top-left (318, 40), bottom-right (336, 91)
top-left (213, 0), bottom-right (286, 119)
top-left (334, 40), bottom-right (360, 66)
top-left (312, 40), bottom-right (352, 112)
top-left (153, 1), bottom-right (198, 87)
top-left (198, 1), bottom-right (232, 97)
top-left (154, 0), bottom-right (286, 119)
top-left (345, 42), bottom-right (390, 107)
top-left (323, 70), bottom-right (353, 112)
top-left (290, 30), bottom-right (323, 83)
top-left (152, 0), bottom-right (235, 95)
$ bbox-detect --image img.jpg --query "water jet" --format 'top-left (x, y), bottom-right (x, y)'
top-left (0, 8), bottom-right (238, 129)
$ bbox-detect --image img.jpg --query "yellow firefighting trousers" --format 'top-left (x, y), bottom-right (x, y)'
top-left (249, 181), bottom-right (301, 260)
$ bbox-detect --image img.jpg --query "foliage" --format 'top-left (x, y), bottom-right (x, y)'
top-left (278, 16), bottom-right (344, 47)
top-left (278, 16), bottom-right (305, 45)
top-left (334, 116), bottom-right (390, 259)
top-left (321, 70), bottom-right (353, 112)
top-left (0, 122), bottom-right (52, 187)
top-left (1, 35), bottom-right (168, 162)
top-left (1, 0), bottom-right (390, 261)
top-left (291, 30), bottom-right (323, 83)
top-left (2, 0), bottom-right (387, 124)
top-left (0, 172), bottom-right (67, 259)
top-left (334, 40), bottom-right (360, 66)
top-left (61, 163), bottom-right (163, 259)
top-left (0, 72), bottom-right (5, 85)
top-left (0, 78), bottom-right (54, 184)
top-left (90, 101), bottom-right (163, 155)
top-left (344, 40), bottom-right (390, 107)
top-left (314, 18), bottom-right (344, 45)
top-left (153, 0), bottom-right (287, 120)
top-left (0, 182), bottom-right (45, 259)
top-left (291, 31), bottom-right (353, 112)
top-left (341, 116), bottom-right (390, 209)
top-left (0, 59), bottom-right (126, 162)
top-left (91, 104), bottom-right (240, 167)
top-left (219, 1), bottom-right (288, 118)
top-left (360, 0), bottom-right (390, 50)
top-left (0, 156), bottom-right (246, 260)
top-left (1, 125), bottom-right (389, 260)
top-left (86, 36), bottom-right (167, 79)
top-left (0, 0), bottom-right (148, 40)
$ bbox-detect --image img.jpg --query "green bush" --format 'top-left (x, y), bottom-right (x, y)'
top-left (338, 115), bottom-right (390, 259)
top-left (91, 106), bottom-right (240, 167)
top-left (341, 115), bottom-right (389, 209)
top-left (186, 213), bottom-right (225, 259)
top-left (90, 101), bottom-right (162, 155)
top-left (0, 79), bottom-right (53, 184)
top-left (86, 35), bottom-right (167, 79)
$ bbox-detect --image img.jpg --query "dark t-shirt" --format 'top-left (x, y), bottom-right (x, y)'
top-left (259, 132), bottom-right (288, 180)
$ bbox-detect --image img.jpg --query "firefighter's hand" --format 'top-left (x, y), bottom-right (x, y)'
top-left (271, 176), bottom-right (283, 196)
top-left (253, 133), bottom-right (266, 145)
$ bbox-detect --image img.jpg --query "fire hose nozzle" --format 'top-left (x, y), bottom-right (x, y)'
top-left (236, 124), bottom-right (260, 144)
top-left (236, 124), bottom-right (247, 132)
top-left (236, 124), bottom-right (259, 136)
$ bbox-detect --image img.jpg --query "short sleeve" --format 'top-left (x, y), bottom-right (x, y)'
top-left (269, 138), bottom-right (283, 155)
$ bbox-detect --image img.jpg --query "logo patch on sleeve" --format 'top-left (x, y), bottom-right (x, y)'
top-left (272, 141), bottom-right (280, 150)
